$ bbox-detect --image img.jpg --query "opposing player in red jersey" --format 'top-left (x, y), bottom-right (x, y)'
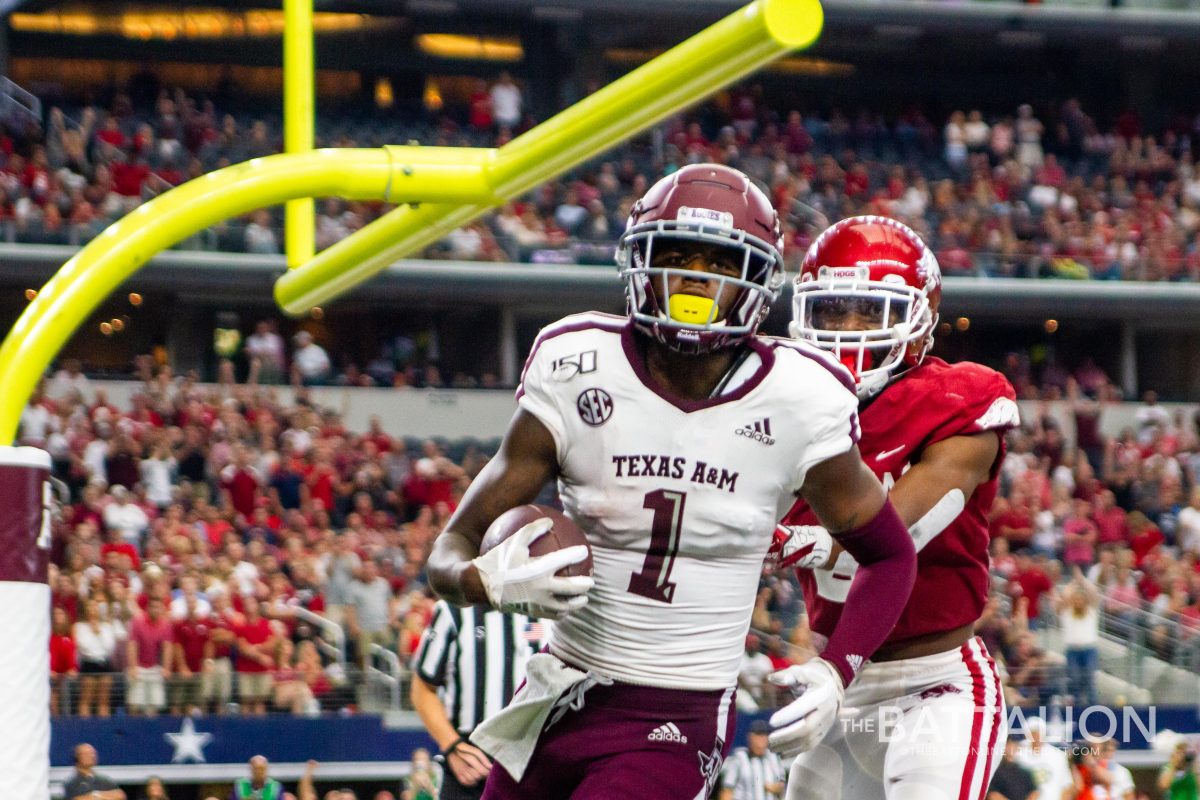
top-left (769, 216), bottom-right (1019, 800)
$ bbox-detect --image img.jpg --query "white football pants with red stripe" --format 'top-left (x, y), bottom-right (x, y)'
top-left (786, 637), bottom-right (1005, 800)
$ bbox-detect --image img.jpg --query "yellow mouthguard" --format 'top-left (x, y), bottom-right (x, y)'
top-left (668, 294), bottom-right (718, 324)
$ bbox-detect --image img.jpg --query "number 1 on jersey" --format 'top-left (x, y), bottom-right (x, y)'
top-left (628, 489), bottom-right (685, 603)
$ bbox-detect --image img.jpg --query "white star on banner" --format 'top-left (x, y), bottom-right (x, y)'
top-left (165, 717), bottom-right (213, 763)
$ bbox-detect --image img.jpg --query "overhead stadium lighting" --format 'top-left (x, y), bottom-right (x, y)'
top-left (416, 33), bottom-right (523, 62)
top-left (10, 8), bottom-right (373, 40)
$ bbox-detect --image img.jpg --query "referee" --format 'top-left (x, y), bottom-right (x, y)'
top-left (410, 600), bottom-right (539, 800)
top-left (719, 720), bottom-right (787, 800)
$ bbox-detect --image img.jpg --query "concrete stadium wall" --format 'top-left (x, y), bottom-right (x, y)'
top-left (86, 380), bottom-right (1195, 443)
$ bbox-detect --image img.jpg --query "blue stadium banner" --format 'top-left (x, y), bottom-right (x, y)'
top-left (52, 714), bottom-right (437, 767)
top-left (49, 705), bottom-right (1200, 777)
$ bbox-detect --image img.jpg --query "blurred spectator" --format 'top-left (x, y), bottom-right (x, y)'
top-left (231, 755), bottom-right (284, 800)
top-left (1009, 553), bottom-right (1055, 629)
top-left (140, 442), bottom-right (176, 509)
top-left (1015, 104), bottom-right (1045, 171)
top-left (171, 594), bottom-right (211, 716)
top-left (246, 320), bottom-right (287, 385)
top-left (1177, 486), bottom-right (1200, 554)
top-left (245, 209), bottom-right (280, 255)
top-left (987, 737), bottom-right (1038, 800)
top-left (292, 331), bottom-right (333, 387)
top-left (1006, 630), bottom-right (1051, 707)
top-left (74, 598), bottom-right (119, 717)
top-left (63, 743), bottom-right (126, 800)
top-left (346, 558), bottom-right (396, 668)
top-left (49, 358), bottom-right (92, 401)
top-left (489, 72), bottom-right (523, 131)
top-left (468, 80), bottom-right (493, 131)
top-left (50, 605), bottom-right (79, 716)
top-left (204, 591), bottom-right (241, 713)
top-left (1135, 390), bottom-right (1171, 445)
top-left (19, 385), bottom-right (56, 447)
top-left (235, 599), bottom-right (278, 715)
top-left (1062, 499), bottom-right (1099, 570)
top-left (1097, 738), bottom-right (1135, 800)
top-left (138, 776), bottom-right (170, 800)
top-left (1014, 718), bottom-right (1073, 800)
top-left (126, 596), bottom-right (173, 716)
top-left (736, 632), bottom-right (773, 712)
top-left (1158, 742), bottom-right (1198, 800)
top-left (1056, 569), bottom-right (1100, 706)
top-left (104, 485), bottom-right (149, 549)
top-left (272, 638), bottom-right (316, 714)
top-left (401, 748), bottom-right (441, 800)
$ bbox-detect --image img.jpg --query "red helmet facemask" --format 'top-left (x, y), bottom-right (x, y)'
top-left (617, 165), bottom-right (785, 355)
top-left (791, 215), bottom-right (942, 399)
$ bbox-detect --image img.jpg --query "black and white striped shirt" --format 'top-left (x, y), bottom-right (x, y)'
top-left (720, 746), bottom-right (787, 800)
top-left (411, 601), bottom-right (540, 735)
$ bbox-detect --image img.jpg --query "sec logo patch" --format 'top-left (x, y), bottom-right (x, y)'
top-left (576, 388), bottom-right (614, 426)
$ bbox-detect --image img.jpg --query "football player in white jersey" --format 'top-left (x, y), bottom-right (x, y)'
top-left (426, 164), bottom-right (918, 800)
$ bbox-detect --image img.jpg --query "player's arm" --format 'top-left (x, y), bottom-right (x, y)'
top-left (767, 448), bottom-right (915, 759)
top-left (776, 432), bottom-right (998, 569)
top-left (800, 446), bottom-right (917, 685)
top-left (426, 409), bottom-right (591, 616)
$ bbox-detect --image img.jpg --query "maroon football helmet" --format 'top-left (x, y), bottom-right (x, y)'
top-left (616, 164), bottom-right (785, 354)
top-left (791, 215), bottom-right (942, 399)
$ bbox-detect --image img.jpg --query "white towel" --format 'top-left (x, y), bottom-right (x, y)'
top-left (469, 652), bottom-right (610, 782)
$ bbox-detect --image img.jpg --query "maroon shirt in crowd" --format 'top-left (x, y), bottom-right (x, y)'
top-left (174, 617), bottom-right (213, 672)
top-left (130, 613), bottom-right (173, 668)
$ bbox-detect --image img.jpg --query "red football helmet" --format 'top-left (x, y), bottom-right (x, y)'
top-left (791, 215), bottom-right (942, 399)
top-left (616, 164), bottom-right (785, 354)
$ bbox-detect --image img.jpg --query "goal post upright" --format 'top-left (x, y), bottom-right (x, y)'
top-left (284, 0), bottom-right (316, 268)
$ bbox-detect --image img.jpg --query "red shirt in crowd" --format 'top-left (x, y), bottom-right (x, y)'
top-left (1093, 507), bottom-right (1129, 546)
top-left (50, 632), bottom-right (77, 674)
top-left (174, 617), bottom-right (213, 672)
top-left (306, 464), bottom-right (336, 512)
top-left (1131, 525), bottom-right (1165, 567)
top-left (209, 610), bottom-right (241, 660)
top-left (51, 590), bottom-right (79, 623)
top-left (111, 160), bottom-right (150, 197)
top-left (235, 617), bottom-right (274, 673)
top-left (1013, 566), bottom-right (1053, 620)
top-left (222, 468), bottom-right (260, 519)
top-left (129, 613), bottom-right (174, 668)
top-left (992, 507), bottom-right (1035, 548)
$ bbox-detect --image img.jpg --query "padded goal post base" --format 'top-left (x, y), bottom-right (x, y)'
top-left (0, 447), bottom-right (52, 797)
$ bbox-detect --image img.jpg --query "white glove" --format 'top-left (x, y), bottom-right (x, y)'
top-left (767, 658), bottom-right (845, 759)
top-left (766, 524), bottom-right (834, 571)
top-left (473, 517), bottom-right (594, 620)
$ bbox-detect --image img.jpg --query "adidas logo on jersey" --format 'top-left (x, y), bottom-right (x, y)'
top-left (647, 723), bottom-right (689, 744)
top-left (735, 418), bottom-right (775, 446)
top-left (845, 654), bottom-right (864, 674)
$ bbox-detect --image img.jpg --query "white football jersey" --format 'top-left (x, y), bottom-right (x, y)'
top-left (516, 312), bottom-right (860, 690)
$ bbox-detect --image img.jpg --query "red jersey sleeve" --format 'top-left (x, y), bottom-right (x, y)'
top-left (923, 363), bottom-right (1019, 446)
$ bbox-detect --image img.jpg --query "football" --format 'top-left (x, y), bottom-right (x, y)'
top-left (480, 504), bottom-right (593, 577)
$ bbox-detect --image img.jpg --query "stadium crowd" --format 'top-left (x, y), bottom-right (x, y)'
top-left (25, 347), bottom-right (1200, 722)
top-left (7, 79), bottom-right (1200, 280)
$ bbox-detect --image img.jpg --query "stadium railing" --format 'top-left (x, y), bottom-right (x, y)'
top-left (294, 605), bottom-right (348, 673)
